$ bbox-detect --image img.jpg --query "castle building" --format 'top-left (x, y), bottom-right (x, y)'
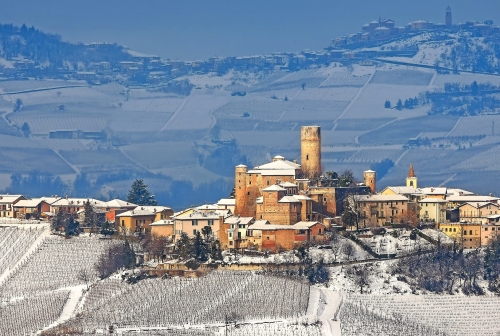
top-left (445, 6), bottom-right (452, 27)
top-left (301, 126), bottom-right (321, 179)
top-left (363, 170), bottom-right (377, 194)
top-left (233, 126), bottom-right (372, 227)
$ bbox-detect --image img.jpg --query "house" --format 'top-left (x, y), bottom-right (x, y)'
top-left (219, 216), bottom-right (255, 249)
top-left (13, 199), bottom-right (51, 219)
top-left (447, 195), bottom-right (500, 209)
top-left (99, 199), bottom-right (137, 222)
top-left (115, 206), bottom-right (173, 234)
top-left (245, 221), bottom-right (327, 251)
top-left (0, 195), bottom-right (26, 218)
top-left (439, 222), bottom-right (482, 248)
top-left (354, 194), bottom-right (411, 227)
top-left (481, 217), bottom-right (500, 246)
top-left (217, 198), bottom-right (235, 212)
top-left (150, 219), bottom-right (174, 238)
top-left (418, 198), bottom-right (447, 224)
top-left (51, 197), bottom-right (104, 215)
top-left (458, 202), bottom-right (500, 224)
top-left (173, 208), bottom-right (231, 241)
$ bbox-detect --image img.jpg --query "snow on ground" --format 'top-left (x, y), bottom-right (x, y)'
top-left (358, 229), bottom-right (433, 256)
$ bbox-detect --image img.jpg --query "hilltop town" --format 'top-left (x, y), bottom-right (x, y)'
top-left (2, 6), bottom-right (500, 335)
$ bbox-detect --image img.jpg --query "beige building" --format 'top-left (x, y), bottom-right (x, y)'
top-left (173, 208), bottom-right (231, 241)
top-left (0, 195), bottom-right (25, 218)
top-left (418, 198), bottom-right (447, 223)
top-left (439, 222), bottom-right (482, 249)
top-left (354, 194), bottom-right (410, 227)
top-left (222, 216), bottom-right (255, 249)
top-left (459, 202), bottom-right (500, 224)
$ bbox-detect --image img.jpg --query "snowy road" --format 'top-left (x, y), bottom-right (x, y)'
top-left (319, 288), bottom-right (342, 336)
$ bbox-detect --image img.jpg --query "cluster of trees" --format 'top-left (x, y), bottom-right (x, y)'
top-left (0, 23), bottom-right (132, 69)
top-left (391, 242), bottom-right (487, 295)
top-left (50, 209), bottom-right (79, 236)
top-left (6, 170), bottom-right (66, 198)
top-left (174, 228), bottom-right (223, 264)
top-left (94, 240), bottom-right (136, 279)
top-left (141, 232), bottom-right (171, 262)
top-left (157, 79), bottom-right (194, 96)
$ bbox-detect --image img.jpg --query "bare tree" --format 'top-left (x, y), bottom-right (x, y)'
top-left (346, 264), bottom-right (373, 294)
top-left (342, 242), bottom-right (356, 262)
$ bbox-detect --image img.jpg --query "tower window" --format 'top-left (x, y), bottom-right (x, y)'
top-left (247, 192), bottom-right (250, 195)
top-left (306, 154), bottom-right (309, 160)
top-left (410, 181), bottom-right (413, 186)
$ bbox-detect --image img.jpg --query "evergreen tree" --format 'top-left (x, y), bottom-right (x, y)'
top-left (396, 99), bottom-right (403, 110)
top-left (384, 100), bottom-right (391, 109)
top-left (210, 240), bottom-right (223, 261)
top-left (175, 232), bottom-right (193, 259)
top-left (83, 200), bottom-right (95, 228)
top-left (100, 221), bottom-right (115, 237)
top-left (193, 231), bottom-right (208, 262)
top-left (126, 179), bottom-right (157, 206)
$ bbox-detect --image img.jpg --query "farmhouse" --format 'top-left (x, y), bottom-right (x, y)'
top-left (173, 208), bottom-right (231, 241)
top-left (13, 199), bottom-right (51, 219)
top-left (0, 194), bottom-right (26, 218)
top-left (116, 206), bottom-right (173, 234)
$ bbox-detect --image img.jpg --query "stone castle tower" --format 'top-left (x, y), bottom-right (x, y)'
top-left (234, 164), bottom-right (248, 216)
top-left (406, 163), bottom-right (418, 188)
top-left (301, 126), bottom-right (321, 178)
top-left (363, 170), bottom-right (377, 194)
top-left (445, 6), bottom-right (452, 27)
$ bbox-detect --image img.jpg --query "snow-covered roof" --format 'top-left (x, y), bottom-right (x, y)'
top-left (225, 216), bottom-right (254, 225)
top-left (134, 206), bottom-right (172, 213)
top-left (278, 196), bottom-right (301, 203)
top-left (103, 199), bottom-right (137, 208)
top-left (196, 204), bottom-right (218, 211)
top-left (421, 187), bottom-right (447, 195)
top-left (279, 182), bottom-right (297, 188)
top-left (446, 188), bottom-right (475, 196)
top-left (217, 198), bottom-right (236, 206)
top-left (460, 202), bottom-right (499, 209)
top-left (51, 198), bottom-right (104, 207)
top-left (39, 197), bottom-right (61, 204)
top-left (487, 215), bottom-right (500, 220)
top-left (293, 221), bottom-right (323, 229)
top-left (116, 209), bottom-right (156, 217)
top-left (382, 186), bottom-right (422, 195)
top-left (0, 195), bottom-right (24, 204)
top-left (150, 219), bottom-right (174, 226)
top-left (419, 198), bottom-right (447, 203)
top-left (14, 199), bottom-right (48, 207)
top-left (253, 159), bottom-right (301, 171)
top-left (256, 197), bottom-right (263, 204)
top-left (262, 185), bottom-right (286, 192)
top-left (447, 195), bottom-right (500, 203)
top-left (355, 194), bottom-right (409, 202)
top-left (293, 195), bottom-right (312, 201)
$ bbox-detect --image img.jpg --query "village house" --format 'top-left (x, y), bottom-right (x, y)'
top-left (418, 198), bottom-right (447, 224)
top-left (439, 222), bottom-right (482, 248)
top-left (481, 217), bottom-right (500, 246)
top-left (219, 216), bottom-right (255, 249)
top-left (216, 198), bottom-right (235, 212)
top-left (354, 194), bottom-right (411, 227)
top-left (98, 199), bottom-right (137, 222)
top-left (0, 195), bottom-right (26, 218)
top-left (13, 199), bottom-right (51, 219)
top-left (458, 202), bottom-right (500, 224)
top-left (51, 197), bottom-right (104, 215)
top-left (245, 220), bottom-right (327, 251)
top-left (173, 208), bottom-right (231, 242)
top-left (150, 219), bottom-right (174, 237)
top-left (116, 206), bottom-right (173, 234)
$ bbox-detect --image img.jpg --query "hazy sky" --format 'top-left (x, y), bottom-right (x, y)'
top-left (1, 0), bottom-right (499, 60)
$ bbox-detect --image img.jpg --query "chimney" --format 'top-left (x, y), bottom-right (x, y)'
top-left (65, 195), bottom-right (69, 200)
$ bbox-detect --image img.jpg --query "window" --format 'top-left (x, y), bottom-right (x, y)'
top-left (267, 180), bottom-right (270, 186)
top-left (192, 220), bottom-right (198, 226)
top-left (229, 241), bottom-right (233, 245)
top-left (121, 220), bottom-right (124, 226)
top-left (266, 236), bottom-right (270, 240)
top-left (453, 228), bottom-right (456, 232)
top-left (324, 198), bottom-right (327, 202)
top-left (193, 229), bottom-right (197, 235)
top-left (306, 154), bottom-right (309, 160)
top-left (247, 192), bottom-right (250, 196)
top-left (464, 230), bottom-right (467, 235)
top-left (470, 230), bottom-right (473, 235)
top-left (485, 227), bottom-right (489, 231)
top-left (445, 228), bottom-right (448, 232)
top-left (231, 224), bottom-right (235, 229)
top-left (319, 228), bottom-right (322, 234)
top-left (208, 219), bottom-right (214, 226)
top-left (229, 232), bottom-right (232, 237)
top-left (299, 230), bottom-right (306, 234)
